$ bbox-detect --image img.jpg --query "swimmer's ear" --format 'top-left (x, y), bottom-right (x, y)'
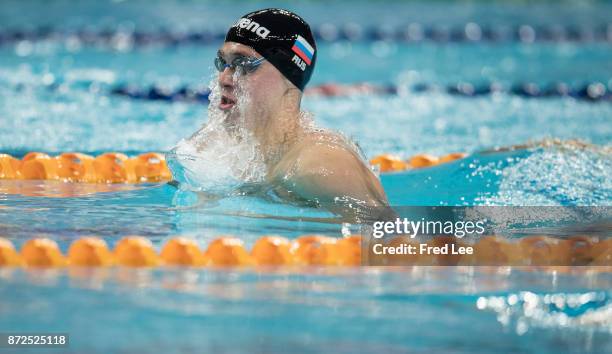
top-left (280, 78), bottom-right (302, 110)
top-left (283, 77), bottom-right (296, 90)
top-left (279, 75), bottom-right (300, 98)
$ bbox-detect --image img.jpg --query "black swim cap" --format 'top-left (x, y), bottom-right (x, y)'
top-left (225, 8), bottom-right (317, 91)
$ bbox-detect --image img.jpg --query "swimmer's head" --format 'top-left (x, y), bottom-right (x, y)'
top-left (215, 9), bottom-right (316, 140)
top-left (224, 8), bottom-right (317, 91)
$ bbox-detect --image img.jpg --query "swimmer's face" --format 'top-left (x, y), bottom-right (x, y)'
top-left (217, 42), bottom-right (291, 128)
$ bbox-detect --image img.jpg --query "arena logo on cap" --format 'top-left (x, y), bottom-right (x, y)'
top-left (291, 35), bottom-right (314, 70)
top-left (234, 18), bottom-right (270, 39)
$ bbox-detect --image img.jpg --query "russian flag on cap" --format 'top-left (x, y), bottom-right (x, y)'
top-left (291, 35), bottom-right (315, 65)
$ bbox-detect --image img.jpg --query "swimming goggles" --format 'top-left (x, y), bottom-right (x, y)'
top-left (214, 53), bottom-right (266, 74)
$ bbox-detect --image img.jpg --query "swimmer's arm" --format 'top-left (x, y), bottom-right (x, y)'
top-left (280, 144), bottom-right (390, 220)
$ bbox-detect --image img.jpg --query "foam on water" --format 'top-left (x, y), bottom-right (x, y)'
top-left (477, 141), bottom-right (612, 206)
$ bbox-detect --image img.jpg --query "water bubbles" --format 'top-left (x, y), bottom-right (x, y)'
top-left (476, 296), bottom-right (488, 309)
top-left (476, 291), bottom-right (612, 335)
top-left (516, 319), bottom-right (529, 335)
top-left (341, 223), bottom-right (351, 236)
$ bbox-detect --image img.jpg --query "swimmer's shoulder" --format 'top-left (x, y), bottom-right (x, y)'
top-left (272, 129), bottom-right (364, 177)
top-left (268, 128), bottom-right (390, 220)
top-left (294, 129), bottom-right (364, 160)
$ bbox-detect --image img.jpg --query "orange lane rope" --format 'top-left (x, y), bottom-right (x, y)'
top-left (370, 152), bottom-right (467, 172)
top-left (0, 235), bottom-right (609, 269)
top-left (0, 236), bottom-right (360, 267)
top-left (0, 152), bottom-right (172, 183)
top-left (0, 151), bottom-right (467, 184)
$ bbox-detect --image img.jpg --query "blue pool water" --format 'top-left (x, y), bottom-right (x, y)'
top-left (0, 1), bottom-right (611, 353)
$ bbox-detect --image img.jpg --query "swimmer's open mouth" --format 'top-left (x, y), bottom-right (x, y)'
top-left (219, 95), bottom-right (236, 110)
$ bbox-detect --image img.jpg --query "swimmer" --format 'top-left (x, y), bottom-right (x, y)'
top-left (175, 9), bottom-right (389, 222)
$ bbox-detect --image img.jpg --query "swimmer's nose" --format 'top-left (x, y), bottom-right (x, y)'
top-left (218, 67), bottom-right (234, 91)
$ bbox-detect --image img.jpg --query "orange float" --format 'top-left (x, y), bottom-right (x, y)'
top-left (332, 235), bottom-right (362, 266)
top-left (68, 237), bottom-right (113, 266)
top-left (370, 154), bottom-right (408, 172)
top-left (56, 153), bottom-right (96, 182)
top-left (160, 237), bottom-right (206, 266)
top-left (19, 152), bottom-right (58, 180)
top-left (93, 152), bottom-right (129, 183)
top-left (125, 152), bottom-right (172, 183)
top-left (518, 236), bottom-right (569, 266)
top-left (408, 154), bottom-right (439, 168)
top-left (204, 237), bottom-right (253, 266)
top-left (251, 236), bottom-right (294, 265)
top-left (0, 238), bottom-right (22, 266)
top-left (0, 154), bottom-right (22, 179)
top-left (560, 236), bottom-right (598, 266)
top-left (114, 236), bottom-right (159, 267)
top-left (438, 152), bottom-right (467, 164)
top-left (22, 152), bottom-right (49, 161)
top-left (21, 238), bottom-right (66, 267)
top-left (292, 235), bottom-right (336, 265)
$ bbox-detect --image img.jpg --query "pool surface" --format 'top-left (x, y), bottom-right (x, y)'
top-left (0, 1), bottom-right (611, 353)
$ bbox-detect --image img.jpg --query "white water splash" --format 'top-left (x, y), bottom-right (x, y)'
top-left (167, 72), bottom-right (267, 194)
top-left (477, 142), bottom-right (612, 206)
